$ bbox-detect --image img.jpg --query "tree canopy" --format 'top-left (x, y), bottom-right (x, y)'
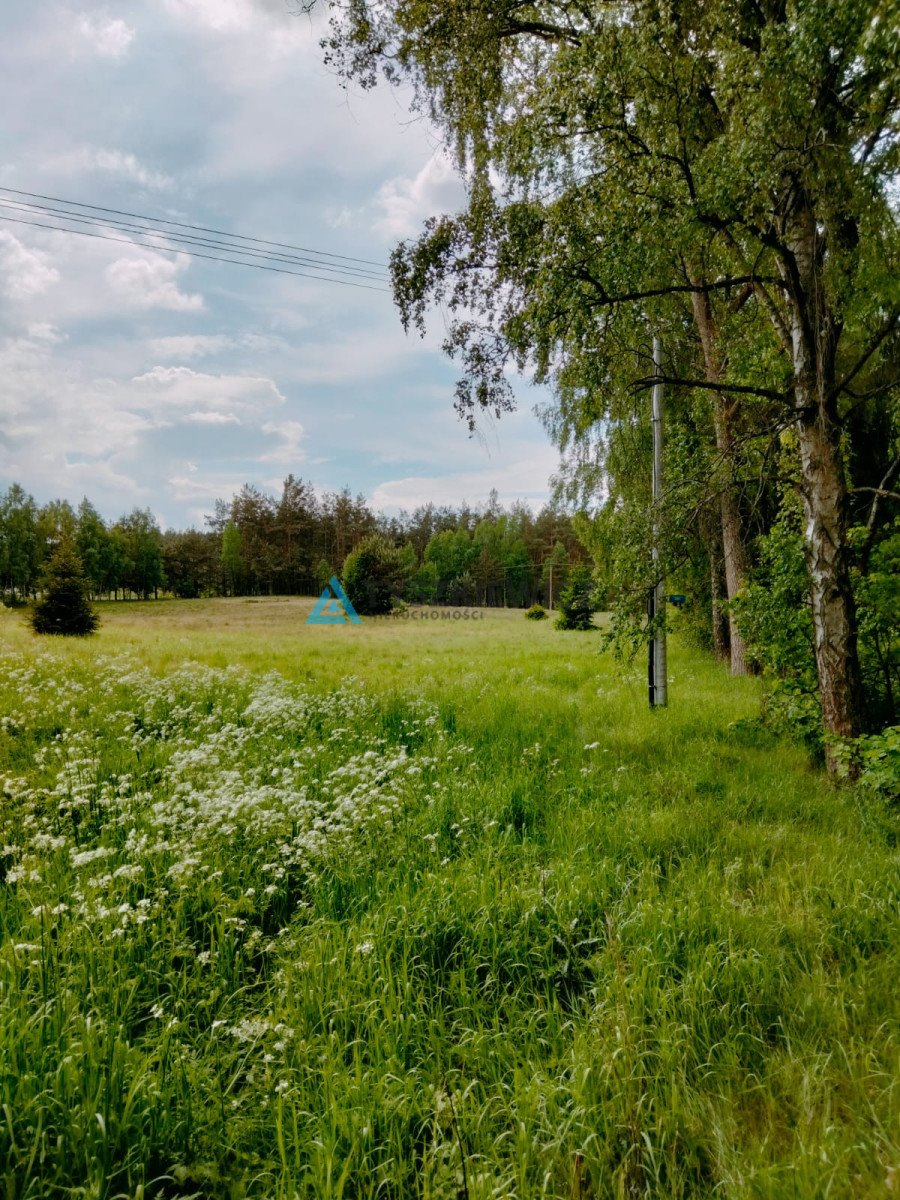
top-left (317, 0), bottom-right (900, 768)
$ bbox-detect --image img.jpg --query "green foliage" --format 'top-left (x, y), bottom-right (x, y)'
top-left (221, 520), bottom-right (243, 595)
top-left (445, 569), bottom-right (476, 607)
top-left (525, 603), bottom-right (547, 621)
top-left (732, 522), bottom-right (823, 750)
top-left (30, 543), bottom-right (99, 636)
top-left (76, 498), bottom-right (114, 597)
top-left (555, 565), bottom-right (597, 631)
top-left (734, 524), bottom-right (816, 681)
top-left (854, 524), bottom-right (900, 727)
top-left (540, 539), bottom-right (570, 608)
top-left (343, 534), bottom-right (409, 615)
top-left (314, 556), bottom-right (335, 591)
top-left (37, 499), bottom-right (77, 552)
top-left (856, 725), bottom-right (900, 799)
top-left (678, 591), bottom-right (715, 655)
top-left (163, 530), bottom-right (220, 599)
top-left (408, 558), bottom-right (439, 603)
top-left (424, 527), bottom-right (478, 601)
top-left (734, 516), bottom-right (900, 750)
top-left (116, 509), bottom-right (165, 599)
top-left (419, 517), bottom-right (544, 607)
top-left (0, 483), bottom-right (40, 599)
top-left (830, 726), bottom-right (900, 800)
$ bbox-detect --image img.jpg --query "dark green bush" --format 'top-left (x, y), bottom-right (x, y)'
top-left (525, 603), bottom-right (547, 621)
top-left (342, 535), bottom-right (409, 616)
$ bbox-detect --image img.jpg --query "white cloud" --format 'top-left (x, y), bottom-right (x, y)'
top-left (162, 0), bottom-right (309, 54)
top-left (76, 13), bottom-right (135, 58)
top-left (325, 206), bottom-right (355, 230)
top-left (59, 459), bottom-right (147, 498)
top-left (0, 228), bottom-right (203, 327)
top-left (25, 322), bottom-right (64, 343)
top-left (185, 410), bottom-right (241, 424)
top-left (0, 330), bottom-right (153, 500)
top-left (0, 232), bottom-right (60, 299)
top-left (130, 365), bottom-right (286, 416)
top-left (163, 0), bottom-right (256, 33)
top-left (374, 154), bottom-right (464, 239)
top-left (259, 419), bottom-right (305, 463)
top-left (168, 3), bottom-right (432, 189)
top-left (0, 328), bottom-right (298, 514)
top-left (147, 332), bottom-right (290, 359)
top-left (106, 252), bottom-right (203, 311)
top-left (149, 334), bottom-right (234, 359)
top-left (168, 472), bottom-right (243, 501)
top-left (283, 326), bottom-right (433, 386)
top-left (371, 448), bottom-right (558, 512)
top-left (52, 147), bottom-right (174, 190)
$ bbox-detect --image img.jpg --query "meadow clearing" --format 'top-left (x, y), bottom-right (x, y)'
top-left (0, 598), bottom-right (897, 1199)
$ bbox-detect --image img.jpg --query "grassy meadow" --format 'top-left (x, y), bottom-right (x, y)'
top-left (0, 598), bottom-right (897, 1199)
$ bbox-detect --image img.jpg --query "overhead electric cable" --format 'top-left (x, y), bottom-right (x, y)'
top-left (0, 197), bottom-right (388, 282)
top-left (0, 212), bottom-right (391, 292)
top-left (0, 185), bottom-right (387, 270)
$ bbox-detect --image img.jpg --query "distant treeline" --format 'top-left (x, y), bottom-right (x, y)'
top-left (0, 478), bottom-right (588, 608)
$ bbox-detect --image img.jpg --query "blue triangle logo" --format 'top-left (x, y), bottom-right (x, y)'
top-left (307, 576), bottom-right (362, 625)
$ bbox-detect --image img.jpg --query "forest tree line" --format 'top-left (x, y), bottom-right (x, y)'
top-left (0, 479), bottom-right (587, 609)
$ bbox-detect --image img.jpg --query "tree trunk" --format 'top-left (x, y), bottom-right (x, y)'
top-left (786, 202), bottom-right (864, 760)
top-left (690, 287), bottom-right (752, 674)
top-left (706, 510), bottom-right (731, 663)
top-left (794, 399), bottom-right (863, 745)
top-left (718, 478), bottom-right (751, 674)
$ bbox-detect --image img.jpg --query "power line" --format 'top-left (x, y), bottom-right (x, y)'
top-left (0, 212), bottom-right (391, 292)
top-left (0, 198), bottom-right (388, 282)
top-left (0, 186), bottom-right (393, 292)
top-left (0, 186), bottom-right (387, 269)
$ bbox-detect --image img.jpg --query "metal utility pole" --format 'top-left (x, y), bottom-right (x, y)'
top-left (648, 335), bottom-right (668, 707)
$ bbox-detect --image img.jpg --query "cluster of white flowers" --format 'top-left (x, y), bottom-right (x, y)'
top-left (0, 653), bottom-right (480, 968)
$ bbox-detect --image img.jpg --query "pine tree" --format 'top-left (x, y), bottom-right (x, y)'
top-left (31, 544), bottom-right (99, 636)
top-left (555, 565), bottom-right (597, 632)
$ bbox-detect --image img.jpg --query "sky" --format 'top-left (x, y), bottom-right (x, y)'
top-left (0, 0), bottom-right (559, 530)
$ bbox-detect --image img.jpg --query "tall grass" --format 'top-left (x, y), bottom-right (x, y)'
top-left (0, 599), bottom-right (897, 1198)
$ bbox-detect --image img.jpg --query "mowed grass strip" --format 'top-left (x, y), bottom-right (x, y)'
top-left (0, 599), bottom-right (897, 1199)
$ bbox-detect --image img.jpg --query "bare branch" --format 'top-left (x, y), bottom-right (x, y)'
top-left (832, 309), bottom-right (900, 401)
top-left (858, 458), bottom-right (900, 570)
top-left (717, 226), bottom-right (792, 349)
top-left (634, 374), bottom-right (788, 403)
top-left (853, 486), bottom-right (900, 503)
